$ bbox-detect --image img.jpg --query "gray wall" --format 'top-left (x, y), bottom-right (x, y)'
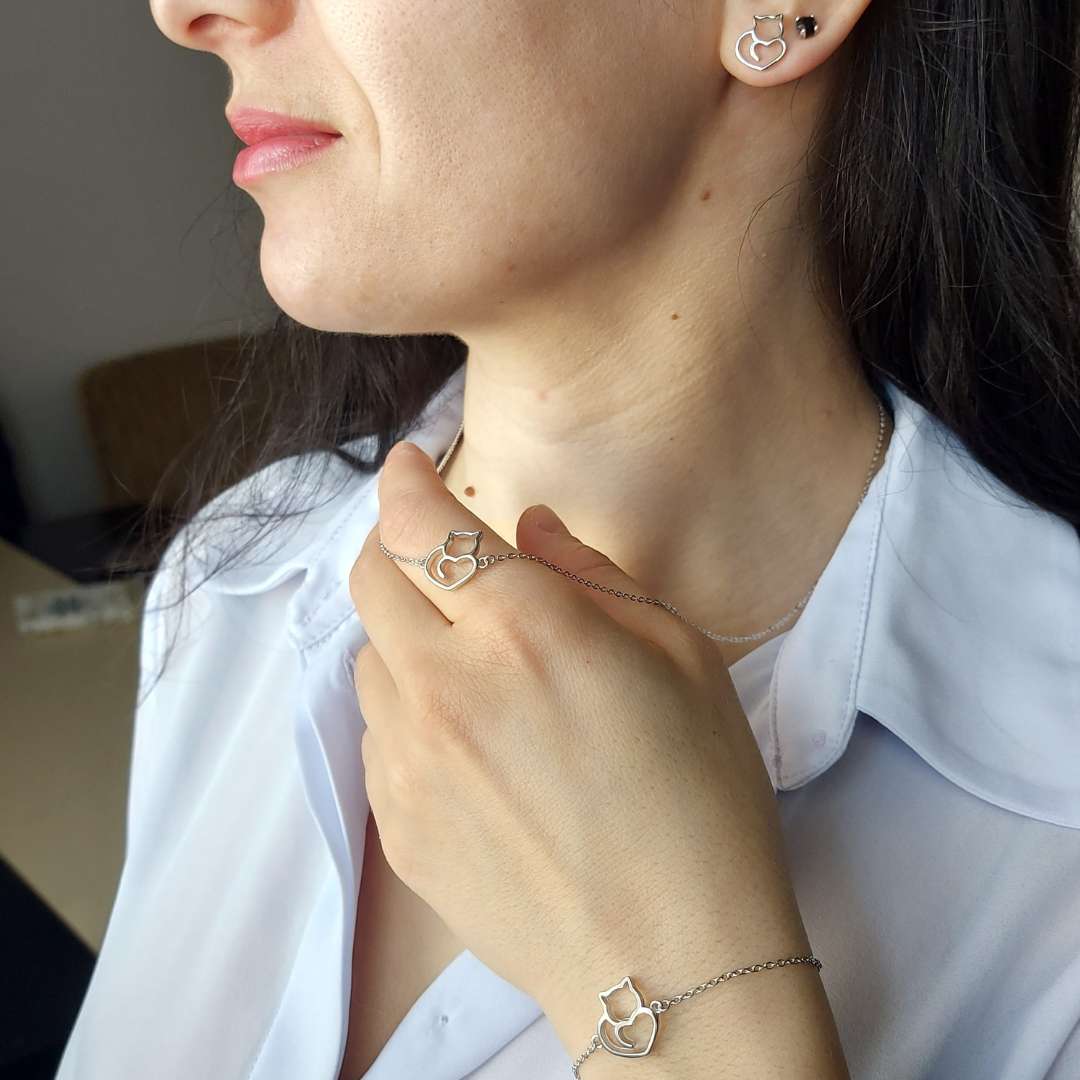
top-left (0, 1), bottom-right (275, 522)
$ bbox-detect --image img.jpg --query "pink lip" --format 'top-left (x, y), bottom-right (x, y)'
top-left (232, 132), bottom-right (340, 185)
top-left (226, 106), bottom-right (342, 185)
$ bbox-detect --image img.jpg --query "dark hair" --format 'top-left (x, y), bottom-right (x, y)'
top-left (126, 0), bottom-right (1080, 698)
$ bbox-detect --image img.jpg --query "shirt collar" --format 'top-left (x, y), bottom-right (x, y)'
top-left (186, 362), bottom-right (1080, 828)
top-left (727, 377), bottom-right (1080, 829)
top-left (181, 363), bottom-right (467, 607)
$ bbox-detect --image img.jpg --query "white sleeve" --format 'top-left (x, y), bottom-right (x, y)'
top-left (55, 552), bottom-right (196, 1077)
top-left (121, 562), bottom-right (179, 871)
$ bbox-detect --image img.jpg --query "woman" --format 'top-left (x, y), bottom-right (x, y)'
top-left (58, 1), bottom-right (1080, 1078)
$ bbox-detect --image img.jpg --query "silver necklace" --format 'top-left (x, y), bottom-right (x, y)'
top-left (430, 396), bottom-right (889, 646)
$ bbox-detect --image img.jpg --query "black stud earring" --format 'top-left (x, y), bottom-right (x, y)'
top-left (794, 15), bottom-right (818, 38)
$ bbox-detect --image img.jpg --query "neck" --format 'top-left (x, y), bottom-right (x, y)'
top-left (436, 332), bottom-right (893, 668)
top-left (429, 121), bottom-right (897, 668)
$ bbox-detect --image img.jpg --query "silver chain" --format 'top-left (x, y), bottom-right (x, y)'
top-left (569, 956), bottom-right (822, 1077)
top-left (380, 395), bottom-right (888, 645)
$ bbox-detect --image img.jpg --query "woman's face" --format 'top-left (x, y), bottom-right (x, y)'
top-left (149, 0), bottom-right (721, 332)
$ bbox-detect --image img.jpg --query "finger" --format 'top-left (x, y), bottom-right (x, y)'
top-left (349, 519), bottom-right (451, 690)
top-left (370, 439), bottom-right (555, 625)
top-left (352, 636), bottom-right (403, 745)
top-left (516, 503), bottom-right (704, 662)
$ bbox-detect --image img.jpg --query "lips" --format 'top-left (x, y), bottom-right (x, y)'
top-left (226, 105), bottom-right (343, 185)
top-left (226, 105), bottom-right (341, 145)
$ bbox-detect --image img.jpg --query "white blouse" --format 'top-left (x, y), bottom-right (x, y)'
top-left (57, 363), bottom-right (1080, 1080)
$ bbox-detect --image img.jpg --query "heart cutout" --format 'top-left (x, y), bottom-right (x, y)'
top-left (735, 30), bottom-right (787, 71)
top-left (424, 548), bottom-right (479, 591)
top-left (597, 1007), bottom-right (658, 1058)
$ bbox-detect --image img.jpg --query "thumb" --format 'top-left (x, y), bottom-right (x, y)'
top-left (518, 503), bottom-right (676, 646)
top-left (521, 503), bottom-right (572, 540)
top-left (519, 501), bottom-right (625, 596)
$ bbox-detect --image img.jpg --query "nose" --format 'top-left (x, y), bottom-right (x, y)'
top-left (149, 0), bottom-right (287, 53)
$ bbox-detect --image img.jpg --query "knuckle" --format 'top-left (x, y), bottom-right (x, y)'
top-left (667, 619), bottom-right (714, 676)
top-left (479, 593), bottom-right (526, 641)
top-left (570, 548), bottom-right (619, 582)
top-left (384, 754), bottom-right (422, 805)
top-left (474, 596), bottom-right (549, 678)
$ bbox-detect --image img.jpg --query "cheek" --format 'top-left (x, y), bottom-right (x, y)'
top-left (261, 0), bottom-right (705, 333)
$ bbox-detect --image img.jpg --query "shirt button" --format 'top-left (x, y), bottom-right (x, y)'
top-left (811, 730), bottom-right (827, 748)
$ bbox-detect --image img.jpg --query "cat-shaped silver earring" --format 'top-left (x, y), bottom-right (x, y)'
top-left (735, 14), bottom-right (818, 72)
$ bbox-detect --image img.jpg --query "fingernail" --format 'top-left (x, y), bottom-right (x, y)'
top-left (530, 504), bottom-right (564, 533)
top-left (390, 440), bottom-right (424, 464)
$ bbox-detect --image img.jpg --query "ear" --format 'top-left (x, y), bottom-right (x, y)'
top-left (720, 2), bottom-right (872, 86)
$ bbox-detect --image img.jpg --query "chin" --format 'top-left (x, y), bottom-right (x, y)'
top-left (264, 286), bottom-right (360, 333)
top-left (257, 231), bottom-right (364, 332)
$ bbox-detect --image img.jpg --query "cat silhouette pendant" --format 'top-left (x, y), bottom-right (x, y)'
top-left (596, 976), bottom-right (659, 1058)
top-left (424, 529), bottom-right (484, 591)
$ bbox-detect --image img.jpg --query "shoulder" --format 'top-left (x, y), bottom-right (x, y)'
top-left (165, 440), bottom-right (382, 599)
top-left (125, 442), bottom-right (382, 828)
top-left (143, 359), bottom-right (467, 640)
top-left (136, 441), bottom-right (379, 685)
top-left (148, 362), bottom-right (467, 651)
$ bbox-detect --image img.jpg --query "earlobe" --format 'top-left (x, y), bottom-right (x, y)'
top-left (722, 4), bottom-right (868, 85)
top-left (734, 13), bottom-right (794, 72)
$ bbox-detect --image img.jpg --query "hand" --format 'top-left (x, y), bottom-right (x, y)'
top-left (348, 439), bottom-right (808, 1017)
